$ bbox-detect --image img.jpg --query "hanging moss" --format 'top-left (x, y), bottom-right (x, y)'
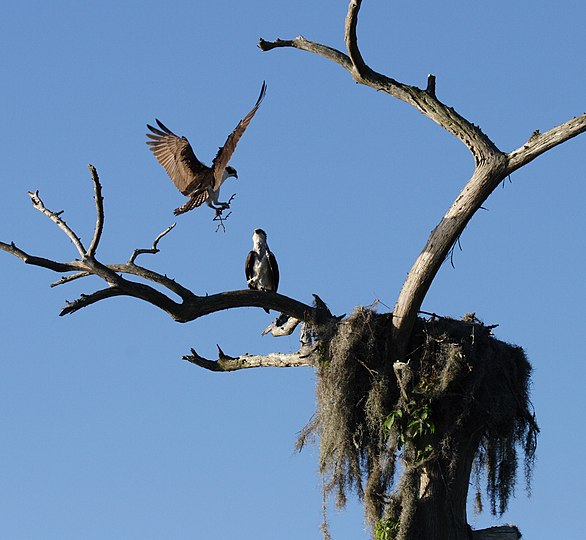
top-left (297, 308), bottom-right (397, 524)
top-left (298, 308), bottom-right (538, 540)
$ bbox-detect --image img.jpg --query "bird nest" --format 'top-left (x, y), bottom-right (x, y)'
top-left (297, 308), bottom-right (538, 539)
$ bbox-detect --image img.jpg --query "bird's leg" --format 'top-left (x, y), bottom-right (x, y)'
top-left (207, 201), bottom-right (225, 212)
top-left (215, 193), bottom-right (237, 210)
top-left (208, 193), bottom-right (236, 231)
top-left (207, 187), bottom-right (236, 213)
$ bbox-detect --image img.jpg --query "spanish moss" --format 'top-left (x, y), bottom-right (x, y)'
top-left (298, 308), bottom-right (538, 540)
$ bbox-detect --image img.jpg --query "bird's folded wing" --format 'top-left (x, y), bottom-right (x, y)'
top-left (268, 251), bottom-right (279, 292)
top-left (245, 251), bottom-right (256, 284)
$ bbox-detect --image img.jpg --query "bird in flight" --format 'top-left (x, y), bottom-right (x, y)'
top-left (245, 228), bottom-right (279, 313)
top-left (146, 82), bottom-right (267, 216)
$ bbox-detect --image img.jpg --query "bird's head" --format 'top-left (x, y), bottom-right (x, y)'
top-left (225, 166), bottom-right (238, 179)
top-left (253, 228), bottom-right (267, 244)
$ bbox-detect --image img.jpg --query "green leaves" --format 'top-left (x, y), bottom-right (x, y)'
top-left (374, 517), bottom-right (398, 540)
top-left (383, 402), bottom-right (435, 457)
top-left (383, 408), bottom-right (406, 448)
top-left (406, 403), bottom-right (435, 439)
top-left (383, 408), bottom-right (403, 429)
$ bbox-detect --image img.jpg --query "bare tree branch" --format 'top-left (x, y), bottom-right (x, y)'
top-left (178, 290), bottom-right (330, 325)
top-left (27, 190), bottom-right (87, 257)
top-left (258, 37), bottom-right (352, 71)
top-left (128, 223), bottom-right (176, 263)
top-left (260, 0), bottom-right (585, 360)
top-left (2, 169), bottom-right (336, 328)
top-left (87, 164), bottom-right (104, 258)
top-left (51, 271), bottom-right (91, 287)
top-left (260, 4), bottom-right (501, 165)
top-left (262, 313), bottom-right (301, 336)
top-left (110, 262), bottom-right (195, 300)
top-left (0, 241), bottom-right (85, 273)
top-left (345, 0), bottom-right (370, 78)
top-left (393, 115), bottom-right (586, 354)
top-left (2, 235), bottom-right (328, 323)
top-left (183, 346), bottom-right (314, 371)
top-left (506, 115), bottom-right (586, 174)
top-left (56, 284), bottom-right (327, 324)
top-left (56, 270), bottom-right (195, 317)
top-left (61, 287), bottom-right (128, 315)
top-left (392, 159), bottom-right (507, 353)
top-left (51, 261), bottom-right (195, 301)
top-left (50, 224), bottom-right (193, 301)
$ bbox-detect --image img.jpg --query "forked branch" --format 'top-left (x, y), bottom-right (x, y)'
top-left (260, 0), bottom-right (586, 359)
top-left (260, 1), bottom-right (500, 165)
top-left (1, 167), bottom-right (335, 329)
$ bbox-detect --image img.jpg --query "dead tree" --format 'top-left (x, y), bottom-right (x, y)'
top-left (1, 2), bottom-right (585, 539)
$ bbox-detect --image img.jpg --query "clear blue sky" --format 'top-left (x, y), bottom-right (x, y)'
top-left (1, 1), bottom-right (584, 539)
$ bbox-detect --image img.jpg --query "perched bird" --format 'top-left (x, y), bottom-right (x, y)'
top-left (146, 82), bottom-right (267, 216)
top-left (245, 228), bottom-right (279, 313)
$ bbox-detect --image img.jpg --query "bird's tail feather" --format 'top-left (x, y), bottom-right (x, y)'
top-left (173, 192), bottom-right (207, 215)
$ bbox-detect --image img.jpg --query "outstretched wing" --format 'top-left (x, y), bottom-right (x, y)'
top-left (146, 119), bottom-right (211, 195)
top-left (211, 81), bottom-right (267, 190)
top-left (267, 250), bottom-right (279, 292)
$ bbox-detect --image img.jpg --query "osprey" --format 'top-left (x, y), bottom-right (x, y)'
top-left (146, 81), bottom-right (267, 216)
top-left (245, 228), bottom-right (279, 313)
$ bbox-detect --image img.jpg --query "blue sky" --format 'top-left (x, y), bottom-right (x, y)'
top-left (1, 1), bottom-right (584, 539)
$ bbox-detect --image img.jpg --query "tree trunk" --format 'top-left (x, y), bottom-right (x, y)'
top-left (411, 433), bottom-right (479, 540)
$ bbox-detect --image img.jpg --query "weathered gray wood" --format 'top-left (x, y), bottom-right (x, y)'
top-left (259, 0), bottom-right (586, 361)
top-left (183, 348), bottom-right (314, 371)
